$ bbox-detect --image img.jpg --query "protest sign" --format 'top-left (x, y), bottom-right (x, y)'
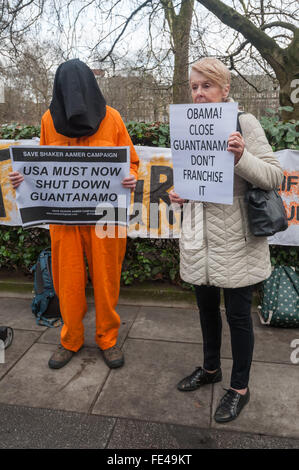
top-left (169, 102), bottom-right (238, 204)
top-left (10, 145), bottom-right (130, 227)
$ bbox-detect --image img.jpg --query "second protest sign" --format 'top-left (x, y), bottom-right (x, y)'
top-left (169, 102), bottom-right (238, 205)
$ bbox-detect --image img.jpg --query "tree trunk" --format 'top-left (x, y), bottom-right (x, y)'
top-left (196, 0), bottom-right (299, 120)
top-left (161, 0), bottom-right (194, 104)
top-left (278, 28), bottom-right (299, 120)
top-left (279, 76), bottom-right (299, 121)
top-left (172, 29), bottom-right (192, 104)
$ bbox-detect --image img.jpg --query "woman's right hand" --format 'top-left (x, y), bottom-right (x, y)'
top-left (8, 171), bottom-right (24, 189)
top-left (169, 189), bottom-right (186, 206)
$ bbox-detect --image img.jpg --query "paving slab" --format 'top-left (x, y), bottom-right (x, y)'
top-left (0, 329), bottom-right (41, 379)
top-left (38, 304), bottom-right (141, 348)
top-left (0, 343), bottom-right (110, 412)
top-left (212, 358), bottom-right (299, 439)
top-left (217, 310), bottom-right (298, 364)
top-left (129, 306), bottom-right (203, 343)
top-left (108, 418), bottom-right (299, 449)
top-left (129, 306), bottom-right (261, 350)
top-left (213, 311), bottom-right (298, 365)
top-left (252, 321), bottom-right (299, 365)
top-left (172, 308), bottom-right (296, 366)
top-left (0, 297), bottom-right (46, 332)
top-left (0, 403), bottom-right (115, 449)
top-left (92, 339), bottom-right (212, 428)
top-left (129, 306), bottom-right (235, 366)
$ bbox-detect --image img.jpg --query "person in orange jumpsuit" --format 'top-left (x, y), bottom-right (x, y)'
top-left (10, 59), bottom-right (139, 370)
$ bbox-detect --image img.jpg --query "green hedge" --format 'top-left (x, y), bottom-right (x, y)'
top-left (0, 110), bottom-right (298, 286)
top-left (0, 226), bottom-right (50, 272)
top-left (1, 107), bottom-right (298, 150)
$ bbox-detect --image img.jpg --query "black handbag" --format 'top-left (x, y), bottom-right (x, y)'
top-left (246, 186), bottom-right (288, 237)
top-left (236, 112), bottom-right (288, 237)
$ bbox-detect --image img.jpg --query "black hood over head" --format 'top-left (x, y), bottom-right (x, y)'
top-left (49, 59), bottom-right (106, 138)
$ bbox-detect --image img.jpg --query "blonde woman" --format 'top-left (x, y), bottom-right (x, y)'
top-left (169, 58), bottom-right (283, 423)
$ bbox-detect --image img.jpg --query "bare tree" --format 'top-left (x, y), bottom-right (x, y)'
top-left (0, 40), bottom-right (63, 124)
top-left (2, 0), bottom-right (296, 123)
top-left (0, 0), bottom-right (44, 52)
top-left (50, 0), bottom-right (202, 104)
top-left (160, 1), bottom-right (194, 103)
top-left (195, 0), bottom-right (299, 119)
top-left (101, 0), bottom-right (195, 103)
top-left (50, 0), bottom-right (297, 114)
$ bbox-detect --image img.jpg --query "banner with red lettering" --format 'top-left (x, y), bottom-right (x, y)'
top-left (0, 141), bottom-right (298, 245)
top-left (268, 149), bottom-right (299, 246)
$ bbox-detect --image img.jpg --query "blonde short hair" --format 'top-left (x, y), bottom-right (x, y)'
top-left (191, 58), bottom-right (231, 88)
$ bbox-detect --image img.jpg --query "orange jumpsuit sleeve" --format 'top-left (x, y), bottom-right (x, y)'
top-left (116, 115), bottom-right (139, 180)
top-left (39, 114), bottom-right (47, 145)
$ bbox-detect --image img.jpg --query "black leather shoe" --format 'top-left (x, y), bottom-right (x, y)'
top-left (214, 388), bottom-right (250, 423)
top-left (177, 366), bottom-right (222, 391)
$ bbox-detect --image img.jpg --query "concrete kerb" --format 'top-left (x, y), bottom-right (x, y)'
top-left (0, 274), bottom-right (197, 308)
top-left (0, 274), bottom-right (262, 308)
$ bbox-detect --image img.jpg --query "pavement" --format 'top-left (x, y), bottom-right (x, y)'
top-left (0, 280), bottom-right (298, 451)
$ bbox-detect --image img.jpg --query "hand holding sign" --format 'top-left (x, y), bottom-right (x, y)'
top-left (227, 131), bottom-right (245, 165)
top-left (8, 171), bottom-right (24, 189)
top-left (169, 189), bottom-right (186, 206)
top-left (122, 174), bottom-right (137, 190)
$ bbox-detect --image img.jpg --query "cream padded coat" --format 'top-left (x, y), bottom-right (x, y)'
top-left (179, 112), bottom-right (284, 288)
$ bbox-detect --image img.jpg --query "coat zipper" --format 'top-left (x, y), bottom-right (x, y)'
top-left (203, 203), bottom-right (210, 285)
top-left (239, 199), bottom-right (247, 241)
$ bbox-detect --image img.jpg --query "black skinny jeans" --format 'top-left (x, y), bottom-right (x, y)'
top-left (195, 285), bottom-right (254, 390)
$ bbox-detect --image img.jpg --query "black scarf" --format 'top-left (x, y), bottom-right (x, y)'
top-left (49, 59), bottom-right (106, 138)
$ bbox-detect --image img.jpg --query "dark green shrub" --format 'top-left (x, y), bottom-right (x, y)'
top-left (0, 226), bottom-right (50, 271)
top-left (269, 245), bottom-right (299, 272)
top-left (0, 123), bottom-right (40, 140)
top-left (122, 238), bottom-right (179, 284)
top-left (260, 107), bottom-right (299, 151)
top-left (126, 121), bottom-right (170, 147)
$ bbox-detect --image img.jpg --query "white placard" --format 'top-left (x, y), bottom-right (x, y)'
top-left (10, 145), bottom-right (130, 227)
top-left (170, 102), bottom-right (238, 204)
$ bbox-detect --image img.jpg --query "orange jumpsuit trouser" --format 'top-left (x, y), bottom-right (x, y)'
top-left (50, 224), bottom-right (127, 352)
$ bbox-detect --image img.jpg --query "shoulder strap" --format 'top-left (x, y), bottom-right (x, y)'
top-left (237, 111), bottom-right (246, 135)
top-left (35, 250), bottom-right (53, 292)
top-left (282, 266), bottom-right (299, 295)
top-left (38, 251), bottom-right (48, 273)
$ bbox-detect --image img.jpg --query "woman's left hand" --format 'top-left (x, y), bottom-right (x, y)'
top-left (227, 132), bottom-right (245, 165)
top-left (122, 174), bottom-right (137, 190)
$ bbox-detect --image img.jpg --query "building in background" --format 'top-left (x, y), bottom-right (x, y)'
top-left (0, 68), bottom-right (279, 126)
top-left (231, 75), bottom-right (279, 119)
